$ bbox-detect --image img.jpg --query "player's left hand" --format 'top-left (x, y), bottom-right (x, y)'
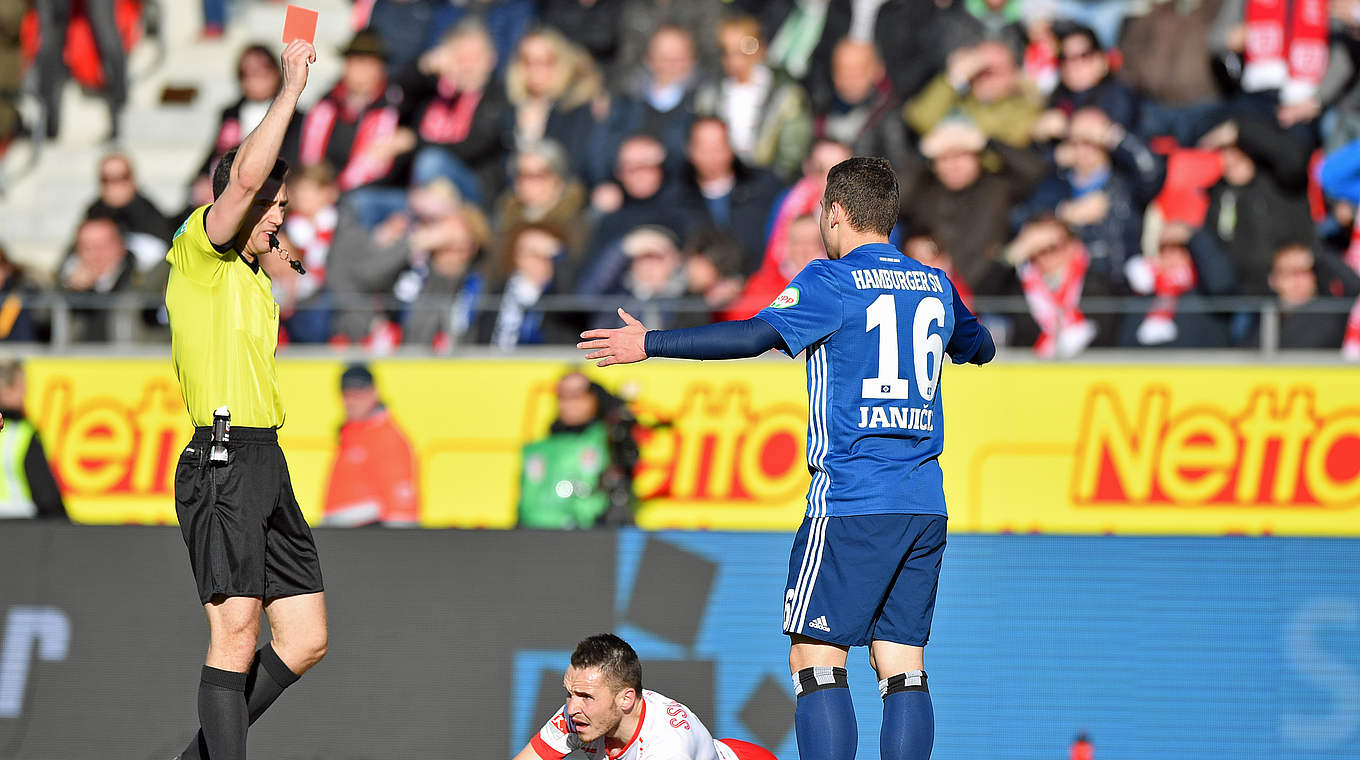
top-left (578, 308), bottom-right (649, 367)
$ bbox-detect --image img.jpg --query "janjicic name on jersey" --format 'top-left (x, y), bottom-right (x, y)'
top-left (857, 405), bottom-right (935, 431)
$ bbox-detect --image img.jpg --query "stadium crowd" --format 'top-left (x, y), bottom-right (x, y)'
top-left (5, 0), bottom-right (1360, 357)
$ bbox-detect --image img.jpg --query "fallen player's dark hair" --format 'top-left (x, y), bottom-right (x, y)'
top-left (571, 633), bottom-right (643, 694)
top-left (823, 156), bottom-right (899, 236)
top-left (212, 147), bottom-right (290, 200)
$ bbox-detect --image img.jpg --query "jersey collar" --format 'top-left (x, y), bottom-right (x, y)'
top-left (606, 696), bottom-right (646, 759)
top-left (843, 242), bottom-right (902, 261)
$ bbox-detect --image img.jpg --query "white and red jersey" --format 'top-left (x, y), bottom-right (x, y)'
top-left (530, 690), bottom-right (739, 760)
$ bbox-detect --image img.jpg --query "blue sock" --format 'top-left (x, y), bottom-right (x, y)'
top-left (880, 671), bottom-right (934, 760)
top-left (793, 666), bottom-right (857, 760)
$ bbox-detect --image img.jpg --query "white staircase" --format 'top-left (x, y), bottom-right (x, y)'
top-left (0, 0), bottom-right (352, 278)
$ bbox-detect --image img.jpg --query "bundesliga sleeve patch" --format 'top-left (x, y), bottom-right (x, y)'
top-left (771, 287), bottom-right (800, 309)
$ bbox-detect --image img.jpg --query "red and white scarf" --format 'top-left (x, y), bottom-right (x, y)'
top-left (1243, 0), bottom-right (1328, 103)
top-left (281, 204), bottom-right (336, 300)
top-left (760, 176), bottom-right (824, 279)
top-left (1019, 246), bottom-right (1096, 358)
top-left (418, 78), bottom-right (483, 145)
top-left (1343, 221), bottom-right (1360, 359)
top-left (1125, 254), bottom-right (1198, 345)
top-left (300, 87), bottom-right (400, 191)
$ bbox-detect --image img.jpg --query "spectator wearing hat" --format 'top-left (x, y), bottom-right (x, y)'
top-left (1118, 220), bottom-right (1238, 348)
top-left (299, 30), bottom-right (401, 195)
top-left (694, 14), bottom-right (814, 180)
top-left (593, 226), bottom-right (697, 330)
top-left (905, 39), bottom-right (1044, 148)
top-left (1019, 106), bottom-right (1164, 286)
top-left (322, 364), bottom-right (420, 527)
top-left (480, 224), bottom-right (579, 348)
top-left (675, 117), bottom-right (786, 276)
top-left (900, 118), bottom-right (1048, 293)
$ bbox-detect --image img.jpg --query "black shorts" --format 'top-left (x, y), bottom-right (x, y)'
top-left (175, 426), bottom-right (324, 605)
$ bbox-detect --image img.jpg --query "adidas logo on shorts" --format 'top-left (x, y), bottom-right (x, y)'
top-left (808, 615), bottom-right (831, 632)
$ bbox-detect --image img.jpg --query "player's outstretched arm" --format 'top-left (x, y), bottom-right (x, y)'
top-left (205, 39), bottom-right (315, 247)
top-left (578, 310), bottom-right (786, 367)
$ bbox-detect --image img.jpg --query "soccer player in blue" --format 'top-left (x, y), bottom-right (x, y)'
top-left (578, 156), bottom-right (995, 760)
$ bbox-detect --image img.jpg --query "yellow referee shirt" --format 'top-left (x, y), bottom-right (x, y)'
top-left (166, 205), bottom-right (285, 428)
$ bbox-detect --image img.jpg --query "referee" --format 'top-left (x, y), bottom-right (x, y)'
top-left (166, 40), bottom-right (326, 760)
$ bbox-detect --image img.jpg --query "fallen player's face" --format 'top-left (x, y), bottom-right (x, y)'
top-left (562, 666), bottom-right (625, 743)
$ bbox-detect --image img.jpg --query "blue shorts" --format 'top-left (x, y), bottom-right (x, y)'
top-left (782, 514), bottom-right (946, 647)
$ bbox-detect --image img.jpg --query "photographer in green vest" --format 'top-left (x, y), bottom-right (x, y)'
top-left (0, 358), bottom-right (66, 520)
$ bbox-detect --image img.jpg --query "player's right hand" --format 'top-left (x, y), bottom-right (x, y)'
top-left (281, 39), bottom-right (316, 97)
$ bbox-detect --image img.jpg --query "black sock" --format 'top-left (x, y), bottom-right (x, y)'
top-left (182, 647), bottom-right (300, 759)
top-left (197, 666), bottom-right (247, 760)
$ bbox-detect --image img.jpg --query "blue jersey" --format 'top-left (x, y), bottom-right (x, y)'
top-left (755, 242), bottom-right (987, 518)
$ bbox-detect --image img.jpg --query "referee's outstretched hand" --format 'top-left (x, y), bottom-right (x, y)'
top-left (578, 308), bottom-right (649, 367)
top-left (280, 39), bottom-right (316, 98)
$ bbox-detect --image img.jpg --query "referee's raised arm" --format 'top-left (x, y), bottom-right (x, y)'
top-left (204, 39), bottom-right (315, 247)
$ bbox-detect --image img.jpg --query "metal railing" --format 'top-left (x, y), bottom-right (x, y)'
top-left (5, 291), bottom-right (1359, 360)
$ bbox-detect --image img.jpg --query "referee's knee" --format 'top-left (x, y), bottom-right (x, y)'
top-left (276, 625), bottom-right (327, 673)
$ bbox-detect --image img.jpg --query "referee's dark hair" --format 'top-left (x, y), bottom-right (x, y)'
top-left (212, 147), bottom-right (290, 200)
top-left (823, 156), bottom-right (899, 237)
top-left (571, 633), bottom-right (643, 694)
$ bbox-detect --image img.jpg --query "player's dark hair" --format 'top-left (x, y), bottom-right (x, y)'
top-left (571, 634), bottom-right (643, 694)
top-left (212, 147), bottom-right (290, 200)
top-left (823, 156), bottom-right (899, 236)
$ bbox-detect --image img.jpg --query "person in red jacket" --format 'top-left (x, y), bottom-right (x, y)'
top-left (321, 363), bottom-right (420, 527)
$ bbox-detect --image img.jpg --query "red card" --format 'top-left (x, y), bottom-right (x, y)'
top-left (282, 5), bottom-right (318, 45)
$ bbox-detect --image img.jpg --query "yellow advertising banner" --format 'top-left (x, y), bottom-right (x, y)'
top-left (20, 357), bottom-right (1360, 535)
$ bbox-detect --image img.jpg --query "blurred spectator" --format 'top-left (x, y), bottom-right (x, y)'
top-left (725, 211), bottom-right (828, 319)
top-left (518, 370), bottom-right (639, 528)
top-left (201, 44), bottom-right (303, 180)
top-left (599, 24), bottom-right (703, 182)
top-left (0, 242), bottom-right (37, 342)
top-left (493, 141), bottom-right (589, 284)
top-left (402, 205), bottom-right (490, 351)
top-left (277, 163), bottom-right (341, 343)
top-left (900, 118), bottom-right (1047, 292)
top-left (1038, 22), bottom-right (1138, 132)
top-left (685, 228), bottom-right (747, 320)
top-left (1021, 8), bottom-right (1060, 97)
top-left (756, 138), bottom-right (849, 281)
top-left (327, 179), bottom-right (462, 344)
top-left (676, 117), bottom-right (785, 276)
top-left (1000, 215), bottom-right (1118, 357)
top-left (1260, 243), bottom-right (1360, 348)
top-left (299, 30), bottom-right (401, 198)
top-left (362, 0), bottom-right (534, 74)
top-left (580, 134), bottom-right (687, 284)
top-left (904, 232), bottom-right (973, 308)
top-left (37, 0), bottom-right (125, 140)
top-left (59, 216), bottom-right (136, 342)
top-left (598, 225), bottom-right (697, 330)
top-left (84, 153), bottom-right (172, 272)
top-left (504, 27), bottom-right (603, 178)
top-left (964, 0), bottom-right (1027, 58)
top-left (539, 0), bottom-right (626, 68)
top-left (875, 0), bottom-right (983, 100)
top-left (1199, 117), bottom-right (1315, 295)
top-left (1119, 221), bottom-right (1237, 347)
top-left (1317, 3), bottom-right (1360, 151)
top-left (0, 359), bottom-right (65, 520)
top-left (1022, 107), bottom-right (1165, 285)
top-left (813, 38), bottom-right (910, 168)
top-left (766, 0), bottom-right (835, 83)
top-left (0, 0), bottom-right (22, 148)
top-left (1119, 0), bottom-right (1224, 124)
top-left (480, 224), bottom-right (578, 347)
top-left (905, 39), bottom-right (1043, 147)
top-left (322, 364), bottom-right (420, 527)
top-left (386, 18), bottom-right (508, 207)
top-left (695, 14), bottom-right (814, 179)
top-left (1211, 0), bottom-right (1328, 109)
top-left (613, 0), bottom-right (723, 87)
